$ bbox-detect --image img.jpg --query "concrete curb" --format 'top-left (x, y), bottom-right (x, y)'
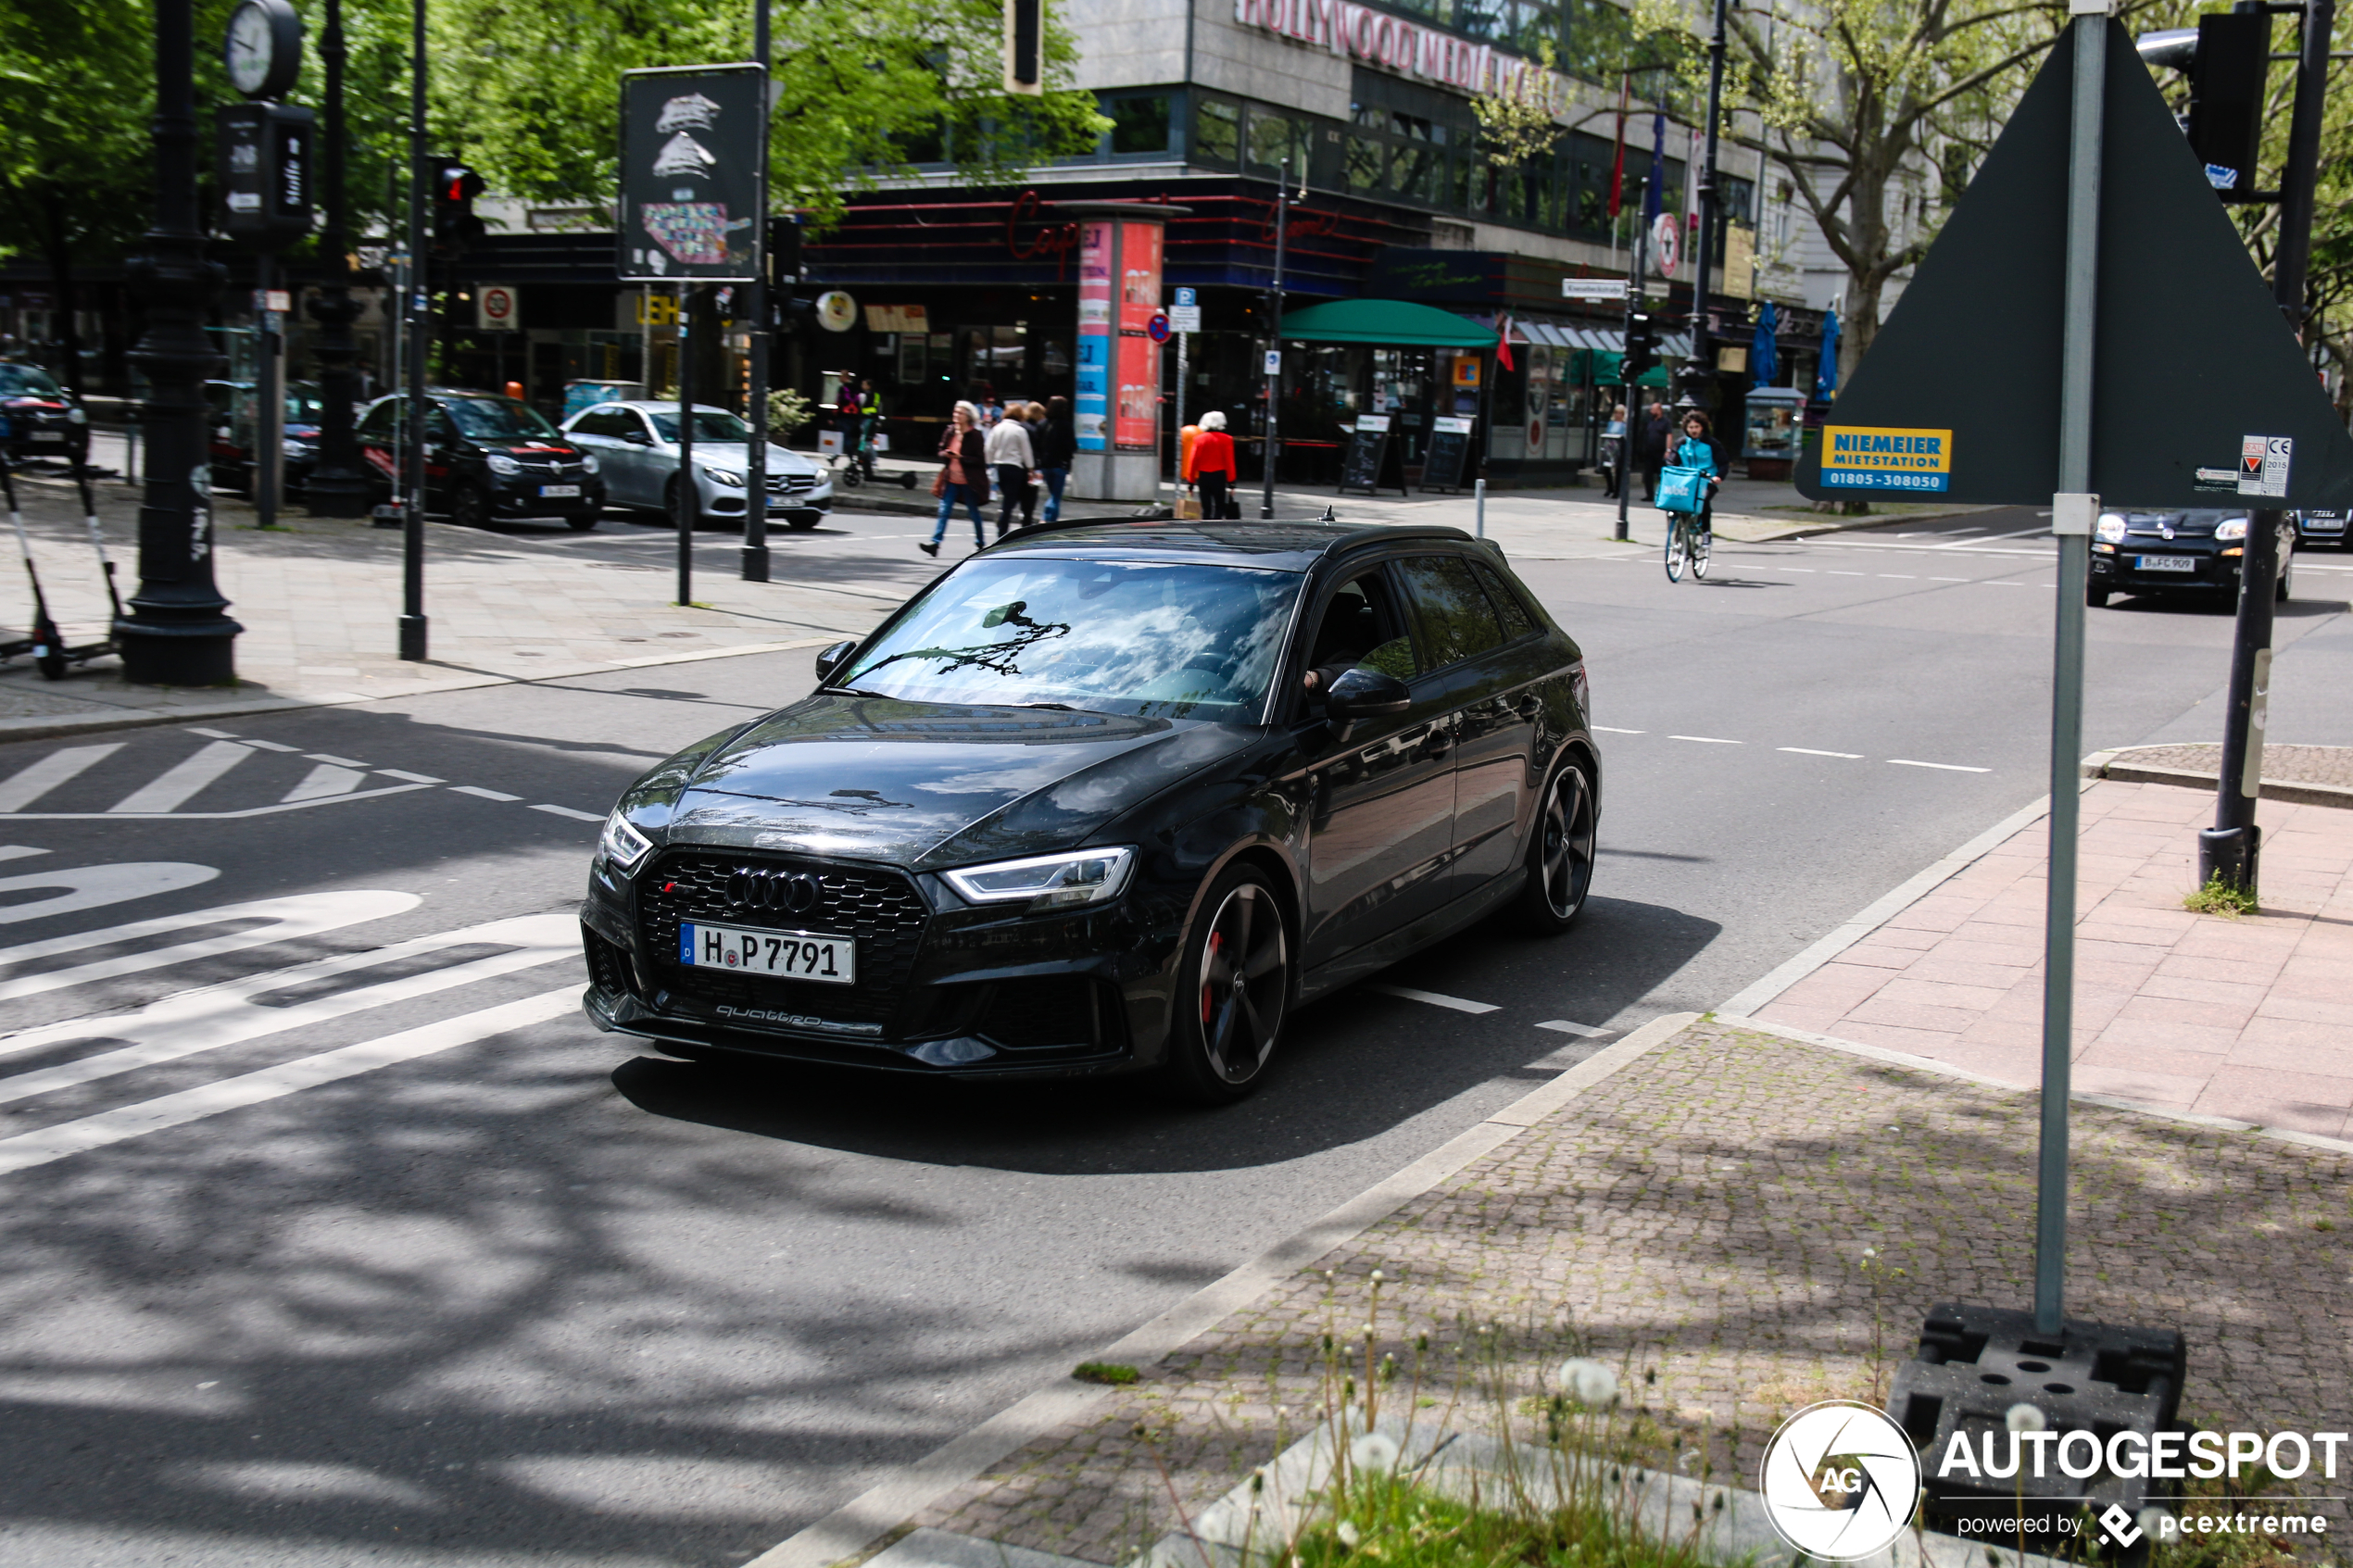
top-left (742, 1010), bottom-right (1703, 1568)
top-left (2081, 746), bottom-right (2353, 810)
top-left (0, 636), bottom-right (842, 745)
top-left (1716, 793), bottom-right (2059, 1018)
top-left (1718, 1013), bottom-right (2353, 1160)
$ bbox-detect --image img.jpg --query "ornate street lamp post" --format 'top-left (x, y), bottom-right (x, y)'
top-left (304, 0), bottom-right (370, 518)
top-left (118, 0), bottom-right (242, 684)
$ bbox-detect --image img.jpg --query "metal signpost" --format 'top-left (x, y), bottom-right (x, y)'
top-left (1615, 176), bottom-right (1652, 545)
top-left (619, 63), bottom-right (767, 609)
top-left (1259, 158), bottom-right (1294, 521)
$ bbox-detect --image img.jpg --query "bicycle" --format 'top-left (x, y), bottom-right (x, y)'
top-left (1663, 506), bottom-right (1713, 583)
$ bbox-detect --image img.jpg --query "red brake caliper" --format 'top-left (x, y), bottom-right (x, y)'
top-left (1201, 933), bottom-right (1225, 1025)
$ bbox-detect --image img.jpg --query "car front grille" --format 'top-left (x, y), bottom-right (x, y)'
top-left (638, 849), bottom-right (928, 1028)
top-left (766, 471), bottom-right (816, 495)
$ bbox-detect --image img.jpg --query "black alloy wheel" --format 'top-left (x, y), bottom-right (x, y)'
top-left (449, 483), bottom-right (491, 531)
top-left (1518, 757), bottom-right (1597, 933)
top-left (663, 475), bottom-right (706, 530)
top-left (565, 507), bottom-right (599, 533)
top-left (1164, 864), bottom-right (1290, 1104)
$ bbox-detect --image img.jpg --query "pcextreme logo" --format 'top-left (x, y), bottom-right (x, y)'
top-left (1759, 1402), bottom-right (1923, 1561)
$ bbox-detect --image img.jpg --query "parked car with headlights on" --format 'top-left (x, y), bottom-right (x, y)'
top-left (560, 401), bottom-right (833, 531)
top-left (2089, 508), bottom-right (2294, 607)
top-left (0, 362), bottom-right (88, 466)
top-left (579, 521), bottom-right (1598, 1101)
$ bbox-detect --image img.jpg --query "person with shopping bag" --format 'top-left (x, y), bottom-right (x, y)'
top-left (1192, 411), bottom-right (1239, 520)
top-left (921, 402), bottom-right (990, 557)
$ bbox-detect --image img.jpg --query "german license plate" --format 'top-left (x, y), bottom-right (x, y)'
top-left (2135, 555), bottom-right (2197, 572)
top-left (679, 921), bottom-right (856, 985)
top-left (539, 483), bottom-right (581, 498)
top-left (27, 431), bottom-right (61, 442)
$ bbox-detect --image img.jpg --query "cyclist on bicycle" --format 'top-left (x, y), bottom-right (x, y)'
top-left (1665, 409), bottom-right (1725, 545)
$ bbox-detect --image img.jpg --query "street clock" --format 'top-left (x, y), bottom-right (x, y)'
top-left (224, 0), bottom-right (303, 101)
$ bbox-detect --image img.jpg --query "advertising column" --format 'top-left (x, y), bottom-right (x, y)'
top-left (1064, 203), bottom-right (1185, 503)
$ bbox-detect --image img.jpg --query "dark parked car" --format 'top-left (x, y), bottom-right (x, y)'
top-left (2293, 509), bottom-right (2347, 549)
top-left (358, 387), bottom-right (604, 529)
top-left (2089, 508), bottom-right (2295, 607)
top-left (206, 379), bottom-right (326, 496)
top-left (580, 521), bottom-right (1599, 1100)
top-left (0, 362), bottom-right (88, 466)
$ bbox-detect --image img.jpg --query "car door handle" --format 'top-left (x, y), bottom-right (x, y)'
top-left (1517, 694), bottom-right (1543, 718)
top-left (1417, 727), bottom-right (1453, 759)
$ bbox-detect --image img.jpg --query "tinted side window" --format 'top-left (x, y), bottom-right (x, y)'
top-left (357, 401), bottom-right (399, 438)
top-left (573, 408), bottom-right (623, 438)
top-left (1395, 556), bottom-right (1504, 670)
top-left (1473, 562), bottom-right (1540, 640)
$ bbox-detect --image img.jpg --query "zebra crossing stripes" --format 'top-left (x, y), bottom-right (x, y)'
top-left (0, 744), bottom-right (121, 812)
top-left (0, 888), bottom-right (418, 1004)
top-left (107, 740), bottom-right (256, 813)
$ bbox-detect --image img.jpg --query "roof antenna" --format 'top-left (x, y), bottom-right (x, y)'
top-left (1318, 506), bottom-right (1337, 522)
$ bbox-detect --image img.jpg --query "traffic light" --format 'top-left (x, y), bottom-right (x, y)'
top-left (431, 160), bottom-right (486, 254)
top-left (769, 216), bottom-right (802, 284)
top-left (2137, 12), bottom-right (2270, 200)
top-left (1623, 311), bottom-right (1657, 383)
top-left (1003, 0), bottom-right (1042, 94)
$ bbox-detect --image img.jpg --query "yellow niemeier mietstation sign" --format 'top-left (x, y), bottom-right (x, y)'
top-left (1820, 425), bottom-right (1953, 493)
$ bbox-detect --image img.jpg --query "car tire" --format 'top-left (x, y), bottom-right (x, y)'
top-left (450, 483), bottom-right (492, 531)
top-left (1518, 755), bottom-right (1597, 934)
top-left (1160, 862), bottom-right (1290, 1105)
top-left (786, 513), bottom-right (822, 532)
top-left (663, 476), bottom-right (709, 530)
top-left (2087, 586), bottom-right (2109, 608)
top-left (566, 508), bottom-right (599, 532)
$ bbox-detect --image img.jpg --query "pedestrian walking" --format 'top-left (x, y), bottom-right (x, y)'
top-left (1017, 402), bottom-right (1048, 527)
top-left (922, 402), bottom-right (989, 557)
top-left (1599, 402), bottom-right (1628, 498)
top-left (979, 390), bottom-right (1005, 429)
top-left (1037, 395), bottom-right (1074, 524)
top-left (1192, 410), bottom-right (1238, 520)
top-left (985, 405), bottom-right (1035, 538)
top-left (1635, 397), bottom-right (1672, 502)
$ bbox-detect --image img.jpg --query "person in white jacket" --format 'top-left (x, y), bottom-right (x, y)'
top-left (984, 412), bottom-right (1036, 538)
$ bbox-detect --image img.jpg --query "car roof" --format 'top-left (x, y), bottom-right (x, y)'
top-left (981, 521), bottom-right (1483, 572)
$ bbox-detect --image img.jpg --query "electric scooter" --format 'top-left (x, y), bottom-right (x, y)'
top-left (0, 451), bottom-right (68, 679)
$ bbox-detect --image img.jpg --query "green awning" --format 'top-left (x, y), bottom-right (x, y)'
top-left (1276, 298), bottom-right (1497, 348)
top-left (1587, 351), bottom-right (1668, 388)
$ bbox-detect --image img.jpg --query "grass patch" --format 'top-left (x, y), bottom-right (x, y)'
top-left (1296, 1468), bottom-right (1730, 1568)
top-left (2183, 873), bottom-right (2259, 919)
top-left (1072, 1361), bottom-right (1139, 1386)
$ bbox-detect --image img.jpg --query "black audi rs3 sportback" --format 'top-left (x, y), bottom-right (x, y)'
top-left (580, 521), bottom-right (1600, 1102)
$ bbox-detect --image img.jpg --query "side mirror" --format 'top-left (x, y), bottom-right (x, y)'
top-left (813, 639), bottom-right (858, 684)
top-left (622, 429), bottom-right (652, 446)
top-left (1324, 666), bottom-right (1411, 721)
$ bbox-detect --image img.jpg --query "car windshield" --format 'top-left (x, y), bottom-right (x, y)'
top-left (286, 384), bottom-right (325, 422)
top-left (648, 408), bottom-right (752, 443)
top-left (440, 396), bottom-right (559, 441)
top-left (0, 365), bottom-right (63, 396)
top-left (840, 558), bottom-right (1298, 721)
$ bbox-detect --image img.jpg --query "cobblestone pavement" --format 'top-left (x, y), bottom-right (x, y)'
top-left (0, 472), bottom-right (900, 728)
top-left (2110, 743), bottom-right (2353, 792)
top-left (1760, 781), bottom-right (2353, 1135)
top-left (908, 1021), bottom-right (2352, 1565)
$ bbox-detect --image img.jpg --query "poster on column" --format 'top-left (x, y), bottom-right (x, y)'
top-left (1114, 221), bottom-right (1163, 449)
top-left (1076, 221), bottom-right (1113, 452)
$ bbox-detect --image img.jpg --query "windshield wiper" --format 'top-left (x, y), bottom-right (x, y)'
top-left (824, 684), bottom-right (892, 699)
top-left (1005, 701), bottom-right (1080, 711)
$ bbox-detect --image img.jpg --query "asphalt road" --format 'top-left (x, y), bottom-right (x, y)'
top-left (0, 507), bottom-right (2347, 1567)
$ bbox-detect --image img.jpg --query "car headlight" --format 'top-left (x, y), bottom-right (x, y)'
top-left (580, 453), bottom-right (600, 475)
top-left (484, 453), bottom-right (522, 476)
top-left (2095, 514), bottom-right (2127, 543)
top-left (941, 847), bottom-right (1135, 909)
top-left (68, 408), bottom-right (86, 425)
top-left (599, 809), bottom-right (654, 872)
top-left (283, 438), bottom-right (309, 458)
top-left (2214, 518), bottom-right (2248, 541)
top-left (701, 466), bottom-right (745, 488)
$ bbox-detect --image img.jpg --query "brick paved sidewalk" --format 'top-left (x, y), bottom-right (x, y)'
top-left (1755, 780), bottom-right (2353, 1136)
top-left (898, 1021), bottom-right (2350, 1566)
top-left (0, 473), bottom-right (909, 733)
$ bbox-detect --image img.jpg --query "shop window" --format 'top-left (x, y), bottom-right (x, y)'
top-left (1108, 95), bottom-right (1172, 156)
top-left (1194, 98), bottom-right (1239, 167)
top-left (1343, 132), bottom-right (1382, 193)
top-left (1390, 142), bottom-right (1442, 203)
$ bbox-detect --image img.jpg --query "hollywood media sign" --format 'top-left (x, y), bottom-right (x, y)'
top-left (1234, 0), bottom-right (1567, 112)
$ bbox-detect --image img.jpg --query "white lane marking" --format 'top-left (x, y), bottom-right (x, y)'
top-left (0, 912), bottom-right (576, 1103)
top-left (378, 770), bottom-right (445, 784)
top-left (0, 862), bottom-right (218, 928)
top-left (1889, 759), bottom-right (1992, 773)
top-left (1877, 574), bottom-right (1916, 580)
top-left (453, 785), bottom-right (522, 802)
top-left (1783, 567), bottom-right (1816, 572)
top-left (1592, 725), bottom-right (1645, 734)
top-left (530, 804), bottom-right (602, 822)
top-left (1983, 581), bottom-right (2030, 586)
top-left (242, 739), bottom-right (300, 753)
top-left (1668, 734), bottom-right (1743, 745)
top-left (108, 742), bottom-right (253, 814)
top-left (1365, 984), bottom-right (1500, 1015)
top-left (1780, 747), bottom-right (1864, 759)
top-left (1931, 576), bottom-right (1969, 582)
top-left (187, 728), bottom-right (240, 740)
top-left (0, 847), bottom-right (46, 862)
top-left (0, 986), bottom-right (578, 1179)
top-left (305, 753), bottom-right (368, 768)
top-left (282, 764), bottom-right (367, 804)
top-left (1828, 571), bottom-right (1867, 576)
top-left (0, 891), bottom-right (419, 1004)
top-left (6, 784), bottom-right (433, 822)
top-left (0, 745), bottom-right (123, 812)
top-left (1537, 1019), bottom-right (1614, 1039)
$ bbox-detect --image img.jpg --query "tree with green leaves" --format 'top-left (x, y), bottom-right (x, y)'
top-left (428, 0), bottom-right (1106, 232)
